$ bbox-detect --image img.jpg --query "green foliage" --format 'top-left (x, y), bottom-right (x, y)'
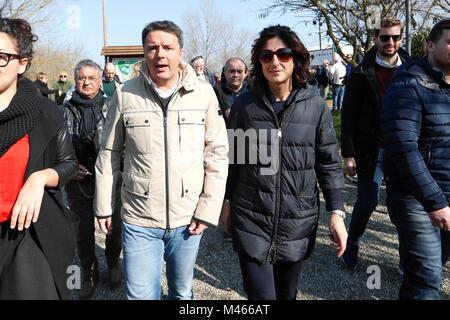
top-left (332, 110), bottom-right (341, 144)
top-left (411, 29), bottom-right (430, 58)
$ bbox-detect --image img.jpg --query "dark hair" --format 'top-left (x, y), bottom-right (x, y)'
top-left (224, 57), bottom-right (248, 72)
top-left (0, 17), bottom-right (38, 70)
top-left (141, 20), bottom-right (183, 48)
top-left (428, 18), bottom-right (450, 43)
top-left (374, 17), bottom-right (403, 37)
top-left (250, 25), bottom-right (311, 88)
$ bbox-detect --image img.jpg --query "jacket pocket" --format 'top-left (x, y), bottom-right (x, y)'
top-left (178, 110), bottom-right (206, 152)
top-left (123, 113), bottom-right (152, 154)
top-left (122, 173), bottom-right (150, 199)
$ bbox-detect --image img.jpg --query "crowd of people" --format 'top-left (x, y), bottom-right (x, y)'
top-left (0, 13), bottom-right (449, 301)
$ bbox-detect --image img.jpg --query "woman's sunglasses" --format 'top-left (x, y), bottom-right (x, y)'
top-left (379, 34), bottom-right (402, 42)
top-left (259, 48), bottom-right (294, 63)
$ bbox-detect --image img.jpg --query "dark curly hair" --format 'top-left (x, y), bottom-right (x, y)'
top-left (250, 25), bottom-right (311, 89)
top-left (0, 16), bottom-right (38, 70)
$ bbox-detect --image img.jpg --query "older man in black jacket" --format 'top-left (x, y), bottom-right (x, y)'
top-left (340, 17), bottom-right (411, 270)
top-left (382, 18), bottom-right (450, 300)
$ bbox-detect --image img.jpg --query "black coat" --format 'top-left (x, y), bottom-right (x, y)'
top-left (25, 84), bottom-right (78, 299)
top-left (341, 47), bottom-right (411, 178)
top-left (226, 84), bottom-right (344, 264)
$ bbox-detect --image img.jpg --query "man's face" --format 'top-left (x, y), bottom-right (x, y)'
top-left (194, 58), bottom-right (205, 76)
top-left (75, 66), bottom-right (101, 99)
top-left (428, 30), bottom-right (450, 72)
top-left (59, 73), bottom-right (68, 83)
top-left (144, 30), bottom-right (183, 88)
top-left (224, 59), bottom-right (247, 91)
top-left (375, 25), bottom-right (402, 58)
top-left (105, 65), bottom-right (116, 81)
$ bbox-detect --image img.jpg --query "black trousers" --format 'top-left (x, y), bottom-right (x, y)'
top-left (66, 176), bottom-right (122, 271)
top-left (0, 222), bottom-right (59, 299)
top-left (238, 252), bottom-right (303, 300)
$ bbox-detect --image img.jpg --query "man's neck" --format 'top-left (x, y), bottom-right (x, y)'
top-left (227, 84), bottom-right (243, 93)
top-left (428, 55), bottom-right (450, 84)
top-left (377, 52), bottom-right (399, 66)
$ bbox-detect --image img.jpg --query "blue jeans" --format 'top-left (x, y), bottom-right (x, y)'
top-left (121, 222), bottom-right (202, 300)
top-left (333, 85), bottom-right (345, 110)
top-left (348, 149), bottom-right (384, 244)
top-left (386, 200), bottom-right (450, 299)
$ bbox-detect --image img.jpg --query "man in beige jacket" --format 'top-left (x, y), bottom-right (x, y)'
top-left (94, 20), bottom-right (229, 300)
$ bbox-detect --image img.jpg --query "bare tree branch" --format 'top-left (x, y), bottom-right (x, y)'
top-left (257, 0), bottom-right (447, 63)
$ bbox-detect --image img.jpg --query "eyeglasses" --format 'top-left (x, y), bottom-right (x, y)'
top-left (59, 75), bottom-right (67, 78)
top-left (0, 52), bottom-right (22, 67)
top-left (76, 76), bottom-right (100, 83)
top-left (259, 48), bottom-right (294, 64)
top-left (379, 34), bottom-right (402, 42)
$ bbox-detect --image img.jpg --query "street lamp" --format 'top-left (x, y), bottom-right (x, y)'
top-left (313, 13), bottom-right (323, 50)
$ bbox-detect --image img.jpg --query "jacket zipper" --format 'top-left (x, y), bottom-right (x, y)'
top-left (163, 114), bottom-right (170, 230)
top-left (147, 84), bottom-right (172, 231)
top-left (263, 98), bottom-right (298, 264)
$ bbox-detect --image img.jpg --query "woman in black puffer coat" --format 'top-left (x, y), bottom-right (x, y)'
top-left (220, 25), bottom-right (347, 300)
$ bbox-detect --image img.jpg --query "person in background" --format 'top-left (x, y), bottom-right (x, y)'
top-left (34, 72), bottom-right (59, 98)
top-left (221, 25), bottom-right (347, 300)
top-left (51, 70), bottom-right (73, 105)
top-left (382, 18), bottom-right (450, 300)
top-left (316, 59), bottom-right (332, 100)
top-left (64, 59), bottom-right (122, 299)
top-left (102, 62), bottom-right (121, 100)
top-left (191, 55), bottom-right (216, 88)
top-left (214, 57), bottom-right (249, 121)
top-left (330, 56), bottom-right (346, 111)
top-left (340, 17), bottom-right (411, 271)
top-left (0, 16), bottom-right (78, 299)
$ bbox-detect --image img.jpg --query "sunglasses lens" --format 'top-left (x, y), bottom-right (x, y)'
top-left (276, 48), bottom-right (293, 62)
top-left (259, 51), bottom-right (274, 63)
top-left (380, 35), bottom-right (401, 42)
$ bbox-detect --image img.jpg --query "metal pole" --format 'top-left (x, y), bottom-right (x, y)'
top-left (405, 0), bottom-right (411, 55)
top-left (318, 13), bottom-right (322, 50)
top-left (102, 0), bottom-right (107, 48)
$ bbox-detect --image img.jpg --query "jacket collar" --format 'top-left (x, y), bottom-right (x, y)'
top-left (403, 58), bottom-right (450, 91)
top-left (252, 83), bottom-right (319, 108)
top-left (139, 61), bottom-right (199, 93)
top-left (355, 46), bottom-right (411, 74)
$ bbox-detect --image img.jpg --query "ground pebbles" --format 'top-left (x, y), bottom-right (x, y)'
top-left (90, 179), bottom-right (450, 300)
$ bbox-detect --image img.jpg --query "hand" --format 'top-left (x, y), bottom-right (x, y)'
top-left (329, 213), bottom-right (348, 257)
top-left (343, 157), bottom-right (357, 176)
top-left (220, 202), bottom-right (231, 234)
top-left (428, 207), bottom-right (450, 231)
top-left (73, 164), bottom-right (91, 181)
top-left (188, 219), bottom-right (208, 235)
top-left (10, 171), bottom-right (47, 230)
top-left (97, 216), bottom-right (113, 235)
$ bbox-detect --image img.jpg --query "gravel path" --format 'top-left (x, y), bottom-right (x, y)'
top-left (86, 178), bottom-right (450, 300)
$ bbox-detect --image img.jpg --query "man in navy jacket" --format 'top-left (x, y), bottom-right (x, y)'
top-left (382, 18), bottom-right (450, 300)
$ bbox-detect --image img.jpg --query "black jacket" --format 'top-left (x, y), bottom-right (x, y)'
top-left (341, 47), bottom-right (411, 178)
top-left (226, 84), bottom-right (344, 264)
top-left (34, 80), bottom-right (58, 97)
top-left (23, 79), bottom-right (78, 299)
